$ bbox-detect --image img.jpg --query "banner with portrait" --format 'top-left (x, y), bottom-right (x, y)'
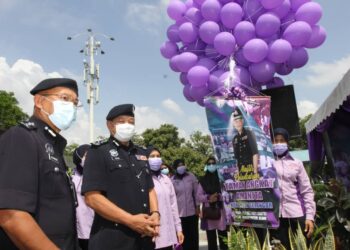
top-left (205, 96), bottom-right (280, 229)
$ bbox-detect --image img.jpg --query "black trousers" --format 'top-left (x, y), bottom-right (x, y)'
top-left (180, 215), bottom-right (199, 250)
top-left (255, 217), bottom-right (310, 250)
top-left (206, 229), bottom-right (228, 250)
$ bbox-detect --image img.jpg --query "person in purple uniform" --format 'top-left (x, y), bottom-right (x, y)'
top-left (148, 148), bottom-right (184, 250)
top-left (197, 157), bottom-right (228, 250)
top-left (171, 159), bottom-right (199, 250)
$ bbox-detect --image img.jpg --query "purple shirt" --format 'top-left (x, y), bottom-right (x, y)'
top-left (274, 155), bottom-right (316, 221)
top-left (196, 184), bottom-right (227, 231)
top-left (172, 172), bottom-right (199, 217)
top-left (72, 173), bottom-right (94, 239)
top-left (153, 174), bottom-right (182, 249)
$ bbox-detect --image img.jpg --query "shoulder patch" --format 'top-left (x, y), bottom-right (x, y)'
top-left (91, 138), bottom-right (109, 148)
top-left (20, 121), bottom-right (37, 130)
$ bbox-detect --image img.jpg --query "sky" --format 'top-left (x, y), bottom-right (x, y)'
top-left (0, 0), bottom-right (349, 144)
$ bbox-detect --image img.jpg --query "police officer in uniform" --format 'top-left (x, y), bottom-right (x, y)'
top-left (82, 104), bottom-right (160, 250)
top-left (0, 78), bottom-right (79, 249)
top-left (232, 108), bottom-right (259, 177)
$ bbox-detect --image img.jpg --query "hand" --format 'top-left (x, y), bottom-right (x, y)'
top-left (177, 231), bottom-right (184, 244)
top-left (305, 219), bottom-right (314, 238)
top-left (128, 214), bottom-right (159, 237)
top-left (149, 212), bottom-right (160, 240)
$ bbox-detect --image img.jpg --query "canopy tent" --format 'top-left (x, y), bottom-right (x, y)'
top-left (305, 69), bottom-right (350, 180)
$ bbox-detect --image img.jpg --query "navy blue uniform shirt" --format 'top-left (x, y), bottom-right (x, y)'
top-left (0, 116), bottom-right (77, 250)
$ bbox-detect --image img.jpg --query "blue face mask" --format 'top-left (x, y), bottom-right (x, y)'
top-left (148, 157), bottom-right (162, 171)
top-left (161, 168), bottom-right (169, 175)
top-left (206, 164), bottom-right (217, 173)
top-left (43, 100), bottom-right (77, 130)
top-left (273, 143), bottom-right (288, 156)
top-left (176, 165), bottom-right (186, 175)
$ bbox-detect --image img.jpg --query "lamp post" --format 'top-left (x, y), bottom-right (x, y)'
top-left (67, 29), bottom-right (114, 142)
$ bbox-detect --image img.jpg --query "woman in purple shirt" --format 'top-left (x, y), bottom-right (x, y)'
top-left (270, 128), bottom-right (315, 249)
top-left (196, 157), bottom-right (228, 250)
top-left (171, 159), bottom-right (199, 250)
top-left (148, 149), bottom-right (184, 250)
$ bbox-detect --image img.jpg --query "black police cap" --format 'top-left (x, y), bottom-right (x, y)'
top-left (273, 128), bottom-right (290, 142)
top-left (30, 78), bottom-right (78, 95)
top-left (233, 108), bottom-right (243, 119)
top-left (106, 104), bottom-right (135, 121)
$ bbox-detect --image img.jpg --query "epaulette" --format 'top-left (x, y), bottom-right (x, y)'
top-left (91, 138), bottom-right (109, 148)
top-left (20, 121), bottom-right (37, 130)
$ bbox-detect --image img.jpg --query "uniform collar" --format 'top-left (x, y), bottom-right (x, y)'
top-left (30, 116), bottom-right (67, 153)
top-left (109, 136), bottom-right (137, 153)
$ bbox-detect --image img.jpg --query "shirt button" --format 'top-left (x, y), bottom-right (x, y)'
top-left (115, 223), bottom-right (118, 227)
top-left (132, 164), bottom-right (135, 166)
top-left (54, 167), bottom-right (59, 172)
top-left (143, 203), bottom-right (147, 208)
top-left (141, 189), bottom-right (145, 192)
top-left (118, 164), bottom-right (122, 168)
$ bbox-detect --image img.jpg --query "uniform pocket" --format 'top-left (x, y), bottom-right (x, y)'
top-left (108, 160), bottom-right (132, 183)
top-left (41, 160), bottom-right (69, 198)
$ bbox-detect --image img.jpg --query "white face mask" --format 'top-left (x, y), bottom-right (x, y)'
top-left (42, 100), bottom-right (77, 130)
top-left (114, 123), bottom-right (135, 142)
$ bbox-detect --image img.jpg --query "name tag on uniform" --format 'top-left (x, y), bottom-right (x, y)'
top-left (242, 135), bottom-right (248, 140)
top-left (135, 155), bottom-right (148, 161)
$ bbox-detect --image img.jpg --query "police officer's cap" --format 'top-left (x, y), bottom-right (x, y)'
top-left (106, 104), bottom-right (135, 121)
top-left (273, 128), bottom-right (290, 142)
top-left (30, 78), bottom-right (78, 95)
top-left (233, 108), bottom-right (243, 120)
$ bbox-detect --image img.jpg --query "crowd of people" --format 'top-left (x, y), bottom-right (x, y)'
top-left (0, 78), bottom-right (316, 250)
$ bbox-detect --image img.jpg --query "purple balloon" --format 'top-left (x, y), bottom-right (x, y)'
top-left (179, 22), bottom-right (198, 43)
top-left (177, 52), bottom-right (199, 72)
top-left (201, 0), bottom-right (222, 21)
top-left (180, 72), bottom-right (189, 85)
top-left (305, 25), bottom-right (326, 49)
top-left (244, 0), bottom-right (265, 22)
top-left (268, 39), bottom-right (292, 63)
top-left (194, 0), bottom-right (206, 6)
top-left (261, 0), bottom-right (284, 9)
top-left (272, 76), bottom-right (285, 87)
top-left (220, 3), bottom-right (243, 29)
top-left (167, 0), bottom-right (187, 21)
top-left (234, 21), bottom-right (256, 46)
top-left (197, 57), bottom-right (217, 70)
top-left (249, 60), bottom-right (276, 82)
top-left (256, 13), bottom-right (281, 38)
top-left (283, 21), bottom-right (312, 46)
top-left (281, 12), bottom-right (295, 32)
top-left (185, 7), bottom-right (203, 25)
top-left (214, 32), bottom-right (236, 56)
top-left (243, 39), bottom-right (268, 63)
top-left (199, 21), bottom-right (221, 44)
top-left (295, 2), bottom-right (322, 26)
top-left (188, 65), bottom-right (210, 87)
top-left (183, 84), bottom-right (196, 102)
top-left (235, 66), bottom-right (250, 85)
top-left (190, 85), bottom-right (210, 100)
top-left (287, 47), bottom-right (308, 68)
top-left (291, 0), bottom-right (311, 12)
top-left (219, 0), bottom-right (235, 4)
top-left (208, 69), bottom-right (225, 91)
top-left (204, 44), bottom-right (220, 58)
top-left (167, 24), bottom-right (181, 42)
top-left (276, 63), bottom-right (293, 75)
top-left (160, 41), bottom-right (179, 59)
top-left (271, 0), bottom-right (291, 19)
top-left (169, 55), bottom-right (181, 72)
top-left (234, 49), bottom-right (251, 67)
top-left (185, 39), bottom-right (207, 54)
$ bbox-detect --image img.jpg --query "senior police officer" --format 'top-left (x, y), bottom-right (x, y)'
top-left (82, 104), bottom-right (160, 250)
top-left (0, 78), bottom-right (79, 249)
top-left (232, 108), bottom-right (259, 179)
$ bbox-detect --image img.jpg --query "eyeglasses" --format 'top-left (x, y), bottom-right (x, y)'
top-left (42, 94), bottom-right (82, 107)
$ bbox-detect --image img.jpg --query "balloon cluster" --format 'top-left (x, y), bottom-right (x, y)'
top-left (160, 0), bottom-right (326, 106)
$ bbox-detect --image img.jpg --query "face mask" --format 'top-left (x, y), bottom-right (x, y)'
top-left (42, 100), bottom-right (77, 130)
top-left (177, 165), bottom-right (186, 175)
top-left (207, 164), bottom-right (217, 173)
top-left (273, 143), bottom-right (288, 156)
top-left (161, 168), bottom-right (169, 175)
top-left (114, 123), bottom-right (135, 142)
top-left (148, 157), bottom-right (163, 171)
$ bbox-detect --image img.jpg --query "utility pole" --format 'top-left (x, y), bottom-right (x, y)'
top-left (67, 29), bottom-right (114, 142)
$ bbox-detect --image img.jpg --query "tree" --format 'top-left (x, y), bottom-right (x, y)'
top-left (0, 91), bottom-right (28, 131)
top-left (142, 124), bottom-right (185, 149)
top-left (185, 130), bottom-right (213, 156)
top-left (288, 114), bottom-right (312, 150)
top-left (64, 143), bottom-right (79, 169)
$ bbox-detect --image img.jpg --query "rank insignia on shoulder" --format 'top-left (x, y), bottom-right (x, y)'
top-left (136, 155), bottom-right (148, 161)
top-left (91, 138), bottom-right (109, 147)
top-left (20, 121), bottom-right (37, 130)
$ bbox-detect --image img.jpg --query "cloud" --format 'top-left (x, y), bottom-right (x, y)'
top-left (162, 98), bottom-right (184, 115)
top-left (297, 100), bottom-right (318, 118)
top-left (303, 54), bottom-right (350, 87)
top-left (0, 57), bottom-right (102, 144)
top-left (134, 105), bottom-right (170, 133)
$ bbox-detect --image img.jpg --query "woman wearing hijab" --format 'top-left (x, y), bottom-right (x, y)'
top-left (148, 148), bottom-right (184, 250)
top-left (196, 157), bottom-right (228, 250)
top-left (270, 128), bottom-right (315, 249)
top-left (72, 144), bottom-right (94, 250)
top-left (171, 159), bottom-right (199, 250)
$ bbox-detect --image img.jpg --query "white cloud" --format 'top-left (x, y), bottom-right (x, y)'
top-left (0, 57), bottom-right (102, 145)
top-left (297, 100), bottom-right (318, 118)
top-left (162, 98), bottom-right (184, 115)
top-left (134, 105), bottom-right (170, 133)
top-left (303, 54), bottom-right (350, 87)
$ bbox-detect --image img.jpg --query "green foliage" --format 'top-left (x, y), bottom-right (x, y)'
top-left (64, 143), bottom-right (79, 169)
top-left (185, 130), bottom-right (213, 156)
top-left (288, 114), bottom-right (312, 150)
top-left (142, 124), bottom-right (185, 149)
top-left (0, 91), bottom-right (28, 130)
